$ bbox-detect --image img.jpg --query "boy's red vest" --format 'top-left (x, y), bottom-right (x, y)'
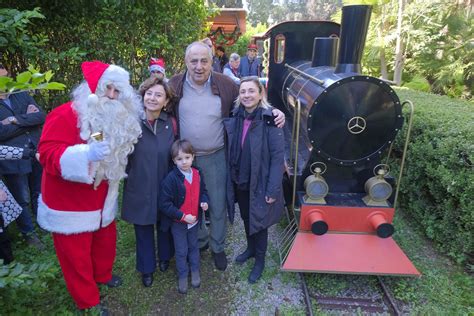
top-left (179, 168), bottom-right (200, 223)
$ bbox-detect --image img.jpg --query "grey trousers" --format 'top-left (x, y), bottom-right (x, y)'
top-left (194, 148), bottom-right (227, 253)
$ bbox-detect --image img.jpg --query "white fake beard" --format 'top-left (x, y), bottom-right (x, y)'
top-left (89, 97), bottom-right (141, 183)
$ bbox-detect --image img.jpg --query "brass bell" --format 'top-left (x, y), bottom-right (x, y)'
top-left (91, 131), bottom-right (104, 142)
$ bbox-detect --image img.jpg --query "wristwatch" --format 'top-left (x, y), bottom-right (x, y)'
top-left (8, 116), bottom-right (17, 124)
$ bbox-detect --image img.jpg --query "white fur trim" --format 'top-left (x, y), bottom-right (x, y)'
top-left (87, 93), bottom-right (99, 107)
top-left (80, 129), bottom-right (91, 142)
top-left (101, 181), bottom-right (119, 227)
top-left (100, 65), bottom-right (129, 86)
top-left (37, 195), bottom-right (101, 234)
top-left (59, 144), bottom-right (95, 184)
top-left (149, 64), bottom-right (165, 75)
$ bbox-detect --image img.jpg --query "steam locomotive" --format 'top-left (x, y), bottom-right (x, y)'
top-left (263, 5), bottom-right (420, 276)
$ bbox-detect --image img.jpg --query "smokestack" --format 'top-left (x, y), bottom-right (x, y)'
top-left (311, 37), bottom-right (339, 67)
top-left (335, 5), bottom-right (372, 74)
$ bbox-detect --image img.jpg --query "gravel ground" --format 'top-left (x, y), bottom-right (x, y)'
top-left (225, 207), bottom-right (306, 315)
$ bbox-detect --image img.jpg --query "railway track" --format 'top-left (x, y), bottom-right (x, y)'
top-left (299, 274), bottom-right (401, 315)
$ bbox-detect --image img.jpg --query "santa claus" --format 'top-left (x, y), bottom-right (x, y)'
top-left (37, 61), bottom-right (142, 313)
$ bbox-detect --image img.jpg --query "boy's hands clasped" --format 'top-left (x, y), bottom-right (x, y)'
top-left (183, 214), bottom-right (196, 224)
top-left (183, 203), bottom-right (208, 224)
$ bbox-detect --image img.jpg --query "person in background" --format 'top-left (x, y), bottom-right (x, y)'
top-left (149, 57), bottom-right (167, 82)
top-left (239, 43), bottom-right (261, 77)
top-left (159, 139), bottom-right (209, 294)
top-left (201, 38), bottom-right (221, 73)
top-left (0, 63), bottom-right (45, 249)
top-left (215, 46), bottom-right (228, 73)
top-left (37, 61), bottom-right (142, 314)
top-left (0, 145), bottom-right (36, 264)
top-left (168, 41), bottom-right (285, 272)
top-left (223, 53), bottom-right (241, 85)
top-left (121, 76), bottom-right (177, 288)
top-left (224, 76), bottom-right (285, 283)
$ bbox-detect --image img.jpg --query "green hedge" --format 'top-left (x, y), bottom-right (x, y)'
top-left (394, 88), bottom-right (473, 266)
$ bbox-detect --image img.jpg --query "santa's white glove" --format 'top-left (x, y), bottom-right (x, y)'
top-left (87, 140), bottom-right (111, 162)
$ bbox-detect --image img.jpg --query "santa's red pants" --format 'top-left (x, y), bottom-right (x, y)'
top-left (52, 221), bottom-right (117, 309)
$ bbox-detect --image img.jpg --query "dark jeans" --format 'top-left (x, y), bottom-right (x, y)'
top-left (134, 223), bottom-right (174, 274)
top-left (3, 173), bottom-right (34, 235)
top-left (28, 159), bottom-right (42, 215)
top-left (171, 222), bottom-right (199, 279)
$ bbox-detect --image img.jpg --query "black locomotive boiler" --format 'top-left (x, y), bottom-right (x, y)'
top-left (263, 5), bottom-right (420, 276)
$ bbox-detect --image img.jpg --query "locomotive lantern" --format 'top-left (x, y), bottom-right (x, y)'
top-left (303, 162), bottom-right (329, 204)
top-left (363, 164), bottom-right (393, 207)
top-left (269, 5), bottom-right (420, 276)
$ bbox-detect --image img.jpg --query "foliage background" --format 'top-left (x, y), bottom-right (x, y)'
top-left (0, 0), bottom-right (473, 312)
top-left (393, 88), bottom-right (473, 267)
top-left (242, 0), bottom-right (472, 99)
top-left (360, 0), bottom-right (473, 99)
top-left (1, 0), bottom-right (212, 110)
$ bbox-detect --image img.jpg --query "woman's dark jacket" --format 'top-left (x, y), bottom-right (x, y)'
top-left (121, 111), bottom-right (175, 225)
top-left (223, 106), bottom-right (285, 235)
top-left (159, 166), bottom-right (209, 231)
top-left (0, 92), bottom-right (45, 175)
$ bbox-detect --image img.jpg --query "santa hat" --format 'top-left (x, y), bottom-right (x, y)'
top-left (149, 58), bottom-right (166, 75)
top-left (81, 61), bottom-right (130, 106)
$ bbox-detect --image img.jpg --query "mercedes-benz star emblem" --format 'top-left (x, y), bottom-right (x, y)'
top-left (347, 116), bottom-right (366, 134)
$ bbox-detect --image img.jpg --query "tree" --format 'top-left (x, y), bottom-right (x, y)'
top-left (247, 0), bottom-right (274, 26)
top-left (271, 0), bottom-right (341, 24)
top-left (1, 1), bottom-right (212, 109)
top-left (361, 0), bottom-right (472, 98)
top-left (392, 0), bottom-right (405, 85)
top-left (210, 0), bottom-right (243, 7)
top-left (0, 66), bottom-right (65, 95)
top-left (0, 8), bottom-right (48, 76)
top-left (232, 22), bottom-right (269, 56)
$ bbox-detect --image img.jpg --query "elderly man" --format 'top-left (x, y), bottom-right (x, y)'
top-left (223, 53), bottom-right (241, 85)
top-left (201, 38), bottom-right (221, 73)
top-left (169, 42), bottom-right (284, 271)
top-left (239, 43), bottom-right (261, 77)
top-left (37, 61), bottom-right (142, 313)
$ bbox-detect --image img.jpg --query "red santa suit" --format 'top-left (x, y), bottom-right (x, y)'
top-left (37, 61), bottom-right (134, 310)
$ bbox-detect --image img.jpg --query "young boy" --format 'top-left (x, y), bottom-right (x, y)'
top-left (159, 139), bottom-right (209, 294)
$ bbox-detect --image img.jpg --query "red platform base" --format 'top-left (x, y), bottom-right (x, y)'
top-left (282, 232), bottom-right (420, 276)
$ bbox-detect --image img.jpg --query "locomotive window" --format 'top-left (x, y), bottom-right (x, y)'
top-left (274, 34), bottom-right (286, 64)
